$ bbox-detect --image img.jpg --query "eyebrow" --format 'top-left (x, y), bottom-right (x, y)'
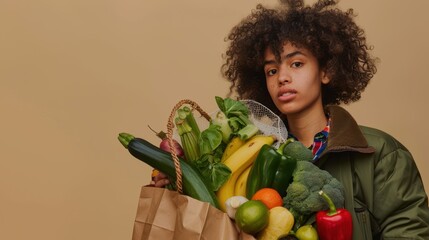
top-left (263, 50), bottom-right (305, 66)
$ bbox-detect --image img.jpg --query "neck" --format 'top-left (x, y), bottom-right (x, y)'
top-left (286, 106), bottom-right (327, 148)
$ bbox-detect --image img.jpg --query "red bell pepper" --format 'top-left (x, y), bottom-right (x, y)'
top-left (316, 190), bottom-right (353, 240)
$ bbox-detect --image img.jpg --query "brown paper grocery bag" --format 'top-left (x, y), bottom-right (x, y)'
top-left (132, 186), bottom-right (255, 240)
top-left (131, 100), bottom-right (255, 240)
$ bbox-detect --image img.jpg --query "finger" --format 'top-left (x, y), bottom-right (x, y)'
top-left (154, 178), bottom-right (170, 188)
top-left (153, 172), bottom-right (168, 182)
top-left (157, 172), bottom-right (168, 178)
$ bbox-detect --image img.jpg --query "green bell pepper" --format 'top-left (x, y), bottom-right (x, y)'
top-left (271, 154), bottom-right (296, 197)
top-left (246, 142), bottom-right (297, 199)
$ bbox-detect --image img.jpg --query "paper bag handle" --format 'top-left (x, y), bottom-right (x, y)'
top-left (166, 99), bottom-right (211, 193)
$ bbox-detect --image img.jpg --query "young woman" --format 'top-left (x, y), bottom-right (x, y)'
top-left (152, 0), bottom-right (429, 238)
top-left (220, 0), bottom-right (429, 239)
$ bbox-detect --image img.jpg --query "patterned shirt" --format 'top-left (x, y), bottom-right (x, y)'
top-left (288, 117), bottom-right (331, 160)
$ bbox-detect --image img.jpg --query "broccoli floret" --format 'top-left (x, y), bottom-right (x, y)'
top-left (283, 160), bottom-right (345, 226)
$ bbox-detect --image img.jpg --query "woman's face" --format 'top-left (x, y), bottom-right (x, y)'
top-left (264, 42), bottom-right (330, 116)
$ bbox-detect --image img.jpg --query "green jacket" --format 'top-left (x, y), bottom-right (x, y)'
top-left (316, 105), bottom-right (429, 240)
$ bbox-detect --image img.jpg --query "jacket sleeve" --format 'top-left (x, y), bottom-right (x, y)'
top-left (373, 146), bottom-right (429, 239)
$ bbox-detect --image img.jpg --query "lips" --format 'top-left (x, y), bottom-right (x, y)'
top-left (278, 88), bottom-right (297, 102)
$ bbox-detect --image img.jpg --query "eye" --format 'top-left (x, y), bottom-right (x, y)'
top-left (266, 68), bottom-right (277, 76)
top-left (291, 62), bottom-right (303, 68)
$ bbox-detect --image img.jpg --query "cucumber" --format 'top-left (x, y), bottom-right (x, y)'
top-left (118, 133), bottom-right (219, 209)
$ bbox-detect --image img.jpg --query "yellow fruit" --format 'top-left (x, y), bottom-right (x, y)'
top-left (234, 165), bottom-right (252, 197)
top-left (221, 136), bottom-right (246, 162)
top-left (235, 200), bottom-right (269, 235)
top-left (295, 225), bottom-right (318, 240)
top-left (216, 134), bottom-right (276, 212)
top-left (257, 206), bottom-right (294, 240)
top-left (223, 135), bottom-right (276, 172)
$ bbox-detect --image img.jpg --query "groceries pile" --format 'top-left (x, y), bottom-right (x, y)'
top-left (118, 96), bottom-right (352, 240)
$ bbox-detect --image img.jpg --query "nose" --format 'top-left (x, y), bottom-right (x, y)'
top-left (278, 65), bottom-right (291, 84)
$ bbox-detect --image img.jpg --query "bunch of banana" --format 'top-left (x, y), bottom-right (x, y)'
top-left (216, 134), bottom-right (277, 212)
top-left (234, 165), bottom-right (252, 197)
top-left (220, 136), bottom-right (246, 162)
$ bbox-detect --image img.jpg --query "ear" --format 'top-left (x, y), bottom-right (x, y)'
top-left (320, 70), bottom-right (331, 84)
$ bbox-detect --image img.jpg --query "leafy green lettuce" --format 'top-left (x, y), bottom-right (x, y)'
top-left (195, 96), bottom-right (259, 191)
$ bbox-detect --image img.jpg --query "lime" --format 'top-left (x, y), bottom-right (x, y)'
top-left (282, 140), bottom-right (313, 161)
top-left (295, 225), bottom-right (318, 240)
top-left (235, 200), bottom-right (269, 234)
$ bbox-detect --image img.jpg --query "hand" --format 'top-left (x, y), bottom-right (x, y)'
top-left (150, 169), bottom-right (170, 188)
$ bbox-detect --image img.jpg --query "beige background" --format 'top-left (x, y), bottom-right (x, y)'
top-left (1, 0), bottom-right (428, 239)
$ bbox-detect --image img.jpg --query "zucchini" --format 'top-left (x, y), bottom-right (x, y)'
top-left (118, 132), bottom-right (219, 209)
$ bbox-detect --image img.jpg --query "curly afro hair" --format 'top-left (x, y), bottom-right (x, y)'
top-left (221, 0), bottom-right (377, 116)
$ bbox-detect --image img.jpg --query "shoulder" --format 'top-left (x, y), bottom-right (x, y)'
top-left (358, 126), bottom-right (418, 184)
top-left (358, 125), bottom-right (410, 158)
top-left (325, 105), bottom-right (411, 160)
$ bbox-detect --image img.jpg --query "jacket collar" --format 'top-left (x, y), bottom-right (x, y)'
top-left (320, 105), bottom-right (375, 158)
